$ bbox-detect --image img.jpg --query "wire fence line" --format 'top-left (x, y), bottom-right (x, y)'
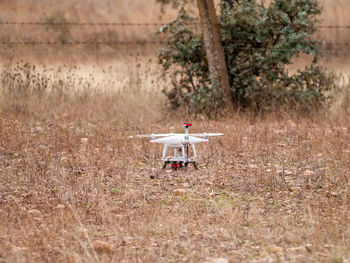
top-left (0, 41), bottom-right (167, 45)
top-left (1, 21), bottom-right (350, 54)
top-left (1, 44), bottom-right (350, 56)
top-left (1, 49), bottom-right (350, 55)
top-left (0, 21), bottom-right (350, 28)
top-left (0, 41), bottom-right (349, 46)
top-left (0, 21), bottom-right (200, 26)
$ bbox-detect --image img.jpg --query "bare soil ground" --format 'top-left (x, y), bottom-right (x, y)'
top-left (0, 85), bottom-right (349, 262)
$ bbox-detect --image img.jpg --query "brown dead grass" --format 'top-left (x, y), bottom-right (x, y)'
top-left (0, 60), bottom-right (349, 262)
top-left (1, 0), bottom-right (350, 67)
top-left (0, 0), bottom-right (177, 60)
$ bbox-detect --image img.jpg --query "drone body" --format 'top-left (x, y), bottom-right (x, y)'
top-left (138, 123), bottom-right (223, 169)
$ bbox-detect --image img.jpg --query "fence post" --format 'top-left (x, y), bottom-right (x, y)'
top-left (197, 0), bottom-right (233, 111)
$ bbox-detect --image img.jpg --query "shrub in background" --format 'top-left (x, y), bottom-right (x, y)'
top-left (158, 0), bottom-right (336, 115)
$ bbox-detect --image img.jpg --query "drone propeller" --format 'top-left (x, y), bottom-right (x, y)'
top-left (136, 133), bottom-right (174, 138)
top-left (132, 133), bottom-right (224, 139)
top-left (189, 133), bottom-right (224, 137)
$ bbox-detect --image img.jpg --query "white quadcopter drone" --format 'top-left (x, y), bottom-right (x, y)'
top-left (137, 123), bottom-right (223, 169)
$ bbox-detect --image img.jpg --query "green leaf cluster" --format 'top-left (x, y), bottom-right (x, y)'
top-left (158, 0), bottom-right (336, 114)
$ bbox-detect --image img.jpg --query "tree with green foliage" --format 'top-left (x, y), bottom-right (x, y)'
top-left (158, 0), bottom-right (335, 115)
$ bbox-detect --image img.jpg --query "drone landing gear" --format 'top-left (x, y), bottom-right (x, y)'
top-left (162, 144), bottom-right (199, 170)
top-left (162, 161), bottom-right (198, 170)
top-left (160, 161), bottom-right (182, 170)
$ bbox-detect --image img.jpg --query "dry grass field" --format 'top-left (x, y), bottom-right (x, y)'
top-left (1, 0), bottom-right (350, 67)
top-left (0, 62), bottom-right (349, 263)
top-left (0, 1), bottom-right (350, 262)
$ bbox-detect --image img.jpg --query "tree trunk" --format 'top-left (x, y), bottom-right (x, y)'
top-left (197, 0), bottom-right (233, 111)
